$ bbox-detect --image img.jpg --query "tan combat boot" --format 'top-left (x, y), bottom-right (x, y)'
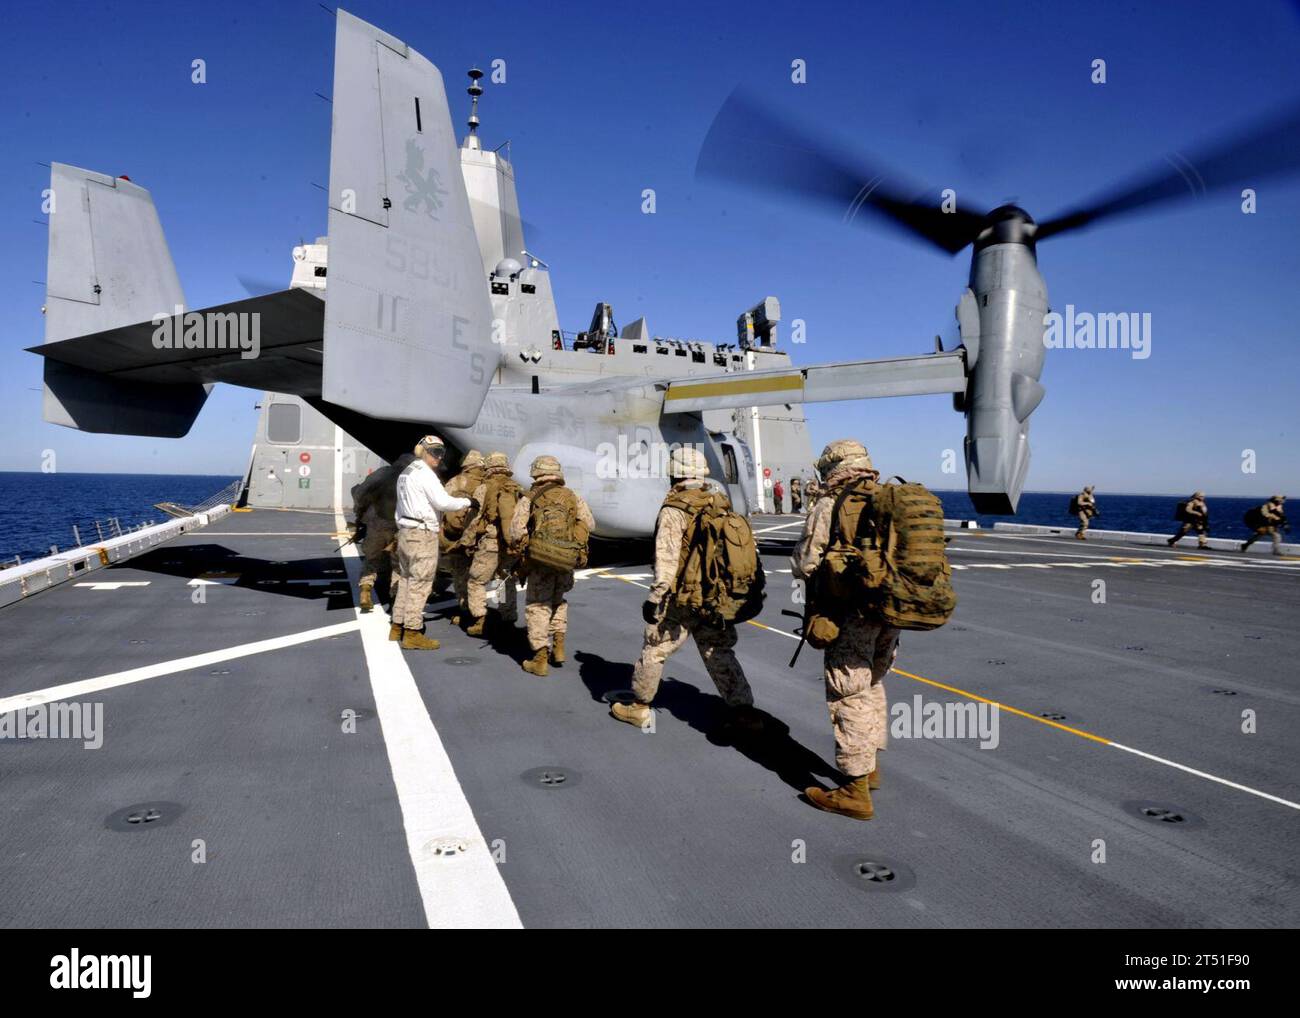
top-left (521, 648), bottom-right (549, 676)
top-left (401, 628), bottom-right (441, 651)
top-left (805, 777), bottom-right (874, 820)
top-left (610, 701), bottom-right (652, 727)
top-left (550, 632), bottom-right (565, 665)
top-left (868, 766), bottom-right (881, 791)
top-left (388, 623), bottom-right (403, 642)
top-left (465, 616), bottom-right (487, 637)
top-left (358, 582), bottom-right (374, 613)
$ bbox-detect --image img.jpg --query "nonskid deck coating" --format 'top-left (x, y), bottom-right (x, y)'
top-left (0, 509), bottom-right (1296, 928)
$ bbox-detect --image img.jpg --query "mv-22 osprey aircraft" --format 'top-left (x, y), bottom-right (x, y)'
top-left (30, 10), bottom-right (1300, 535)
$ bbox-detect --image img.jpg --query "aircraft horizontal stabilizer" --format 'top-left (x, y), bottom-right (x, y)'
top-left (40, 163), bottom-right (212, 436)
top-left (30, 288), bottom-right (327, 394)
top-left (659, 350), bottom-right (966, 414)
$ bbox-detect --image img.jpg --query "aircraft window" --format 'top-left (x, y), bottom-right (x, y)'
top-left (721, 443), bottom-right (739, 485)
top-left (414, 96), bottom-right (423, 132)
top-left (674, 348), bottom-right (687, 357)
top-left (691, 351), bottom-right (705, 363)
top-left (521, 283), bottom-right (536, 294)
top-left (656, 347), bottom-right (669, 355)
top-left (492, 281), bottom-right (509, 295)
top-left (314, 267), bottom-right (326, 277)
top-left (633, 344), bottom-right (647, 353)
top-left (267, 403), bottom-right (301, 445)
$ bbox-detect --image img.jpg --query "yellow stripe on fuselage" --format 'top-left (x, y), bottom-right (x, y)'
top-left (664, 373), bottom-right (805, 401)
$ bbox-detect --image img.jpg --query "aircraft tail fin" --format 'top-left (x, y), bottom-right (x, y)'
top-left (41, 163), bottom-right (210, 436)
top-left (321, 9), bottom-right (498, 427)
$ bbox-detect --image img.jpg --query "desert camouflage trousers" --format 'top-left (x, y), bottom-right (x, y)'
top-left (438, 549), bottom-right (471, 611)
top-left (523, 566), bottom-right (573, 652)
top-left (1076, 511), bottom-right (1091, 535)
top-left (1242, 526), bottom-right (1282, 552)
top-left (1171, 520), bottom-right (1209, 546)
top-left (358, 508), bottom-right (398, 592)
top-left (392, 528), bottom-right (439, 630)
top-left (467, 538), bottom-right (517, 621)
top-left (631, 610), bottom-right (754, 708)
top-left (824, 618), bottom-right (900, 778)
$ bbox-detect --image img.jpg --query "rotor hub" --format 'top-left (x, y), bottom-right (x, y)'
top-left (975, 205), bottom-right (1037, 252)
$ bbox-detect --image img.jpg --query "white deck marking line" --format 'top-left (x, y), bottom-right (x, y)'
top-left (590, 569), bottom-right (1300, 813)
top-left (334, 507), bottom-right (521, 929)
top-left (953, 546), bottom-right (1149, 559)
top-left (0, 620), bottom-right (360, 714)
top-left (1106, 742), bottom-right (1300, 811)
top-left (752, 521), bottom-right (807, 535)
top-left (73, 581), bottom-right (151, 590)
top-left (959, 532), bottom-right (1300, 569)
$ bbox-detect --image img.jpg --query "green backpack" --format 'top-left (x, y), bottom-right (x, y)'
top-left (523, 483), bottom-right (589, 571)
top-left (666, 487), bottom-right (766, 625)
top-left (821, 476), bottom-right (956, 632)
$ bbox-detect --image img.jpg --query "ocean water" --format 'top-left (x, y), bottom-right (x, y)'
top-left (0, 473), bottom-right (239, 563)
top-left (0, 473), bottom-right (1284, 564)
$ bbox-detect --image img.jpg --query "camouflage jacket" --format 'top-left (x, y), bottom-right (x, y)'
top-left (791, 468), bottom-right (877, 580)
top-left (648, 479), bottom-right (715, 604)
top-left (1260, 501), bottom-right (1287, 525)
top-left (463, 471), bottom-right (524, 550)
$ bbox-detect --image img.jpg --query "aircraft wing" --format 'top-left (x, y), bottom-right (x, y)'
top-left (658, 350), bottom-right (966, 413)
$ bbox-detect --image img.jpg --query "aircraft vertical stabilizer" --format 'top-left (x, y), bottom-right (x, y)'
top-left (322, 10), bottom-right (497, 427)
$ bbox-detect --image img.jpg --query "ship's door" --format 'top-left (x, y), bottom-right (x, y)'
top-left (253, 449), bottom-right (286, 507)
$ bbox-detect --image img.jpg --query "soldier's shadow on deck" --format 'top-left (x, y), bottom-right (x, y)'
top-left (573, 650), bottom-right (841, 792)
top-left (124, 544), bottom-right (357, 610)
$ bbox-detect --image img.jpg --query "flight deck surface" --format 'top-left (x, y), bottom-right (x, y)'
top-left (1, 509), bottom-right (1296, 928)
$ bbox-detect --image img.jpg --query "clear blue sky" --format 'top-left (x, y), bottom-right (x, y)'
top-left (1, 0), bottom-right (1297, 496)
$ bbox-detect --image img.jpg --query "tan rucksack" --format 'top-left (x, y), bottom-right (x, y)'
top-left (814, 476), bottom-right (955, 635)
top-left (439, 468), bottom-right (483, 554)
top-left (522, 483), bottom-right (589, 572)
top-left (470, 473), bottom-right (524, 546)
top-left (665, 487), bottom-right (765, 625)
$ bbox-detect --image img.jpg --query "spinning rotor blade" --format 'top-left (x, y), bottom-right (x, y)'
top-left (1037, 100), bottom-right (1300, 240)
top-left (237, 274), bottom-right (286, 297)
top-left (696, 88), bottom-right (988, 255)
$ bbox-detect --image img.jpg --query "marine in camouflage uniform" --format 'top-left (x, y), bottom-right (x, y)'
top-left (790, 476), bottom-right (803, 514)
top-left (1167, 491), bottom-right (1211, 549)
top-left (350, 453), bottom-right (414, 615)
top-left (1241, 495), bottom-right (1287, 554)
top-left (1074, 485), bottom-right (1097, 540)
top-left (437, 450), bottom-right (486, 625)
top-left (508, 455), bottom-right (595, 676)
top-left (610, 446), bottom-right (763, 734)
top-left (462, 452), bottom-right (522, 637)
top-left (791, 439), bottom-right (900, 821)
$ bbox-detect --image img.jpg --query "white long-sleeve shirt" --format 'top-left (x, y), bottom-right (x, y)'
top-left (395, 459), bottom-right (471, 531)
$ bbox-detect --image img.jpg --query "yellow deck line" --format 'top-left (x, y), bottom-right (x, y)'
top-left (593, 570), bottom-right (1297, 809)
top-left (889, 668), bottom-right (1112, 744)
